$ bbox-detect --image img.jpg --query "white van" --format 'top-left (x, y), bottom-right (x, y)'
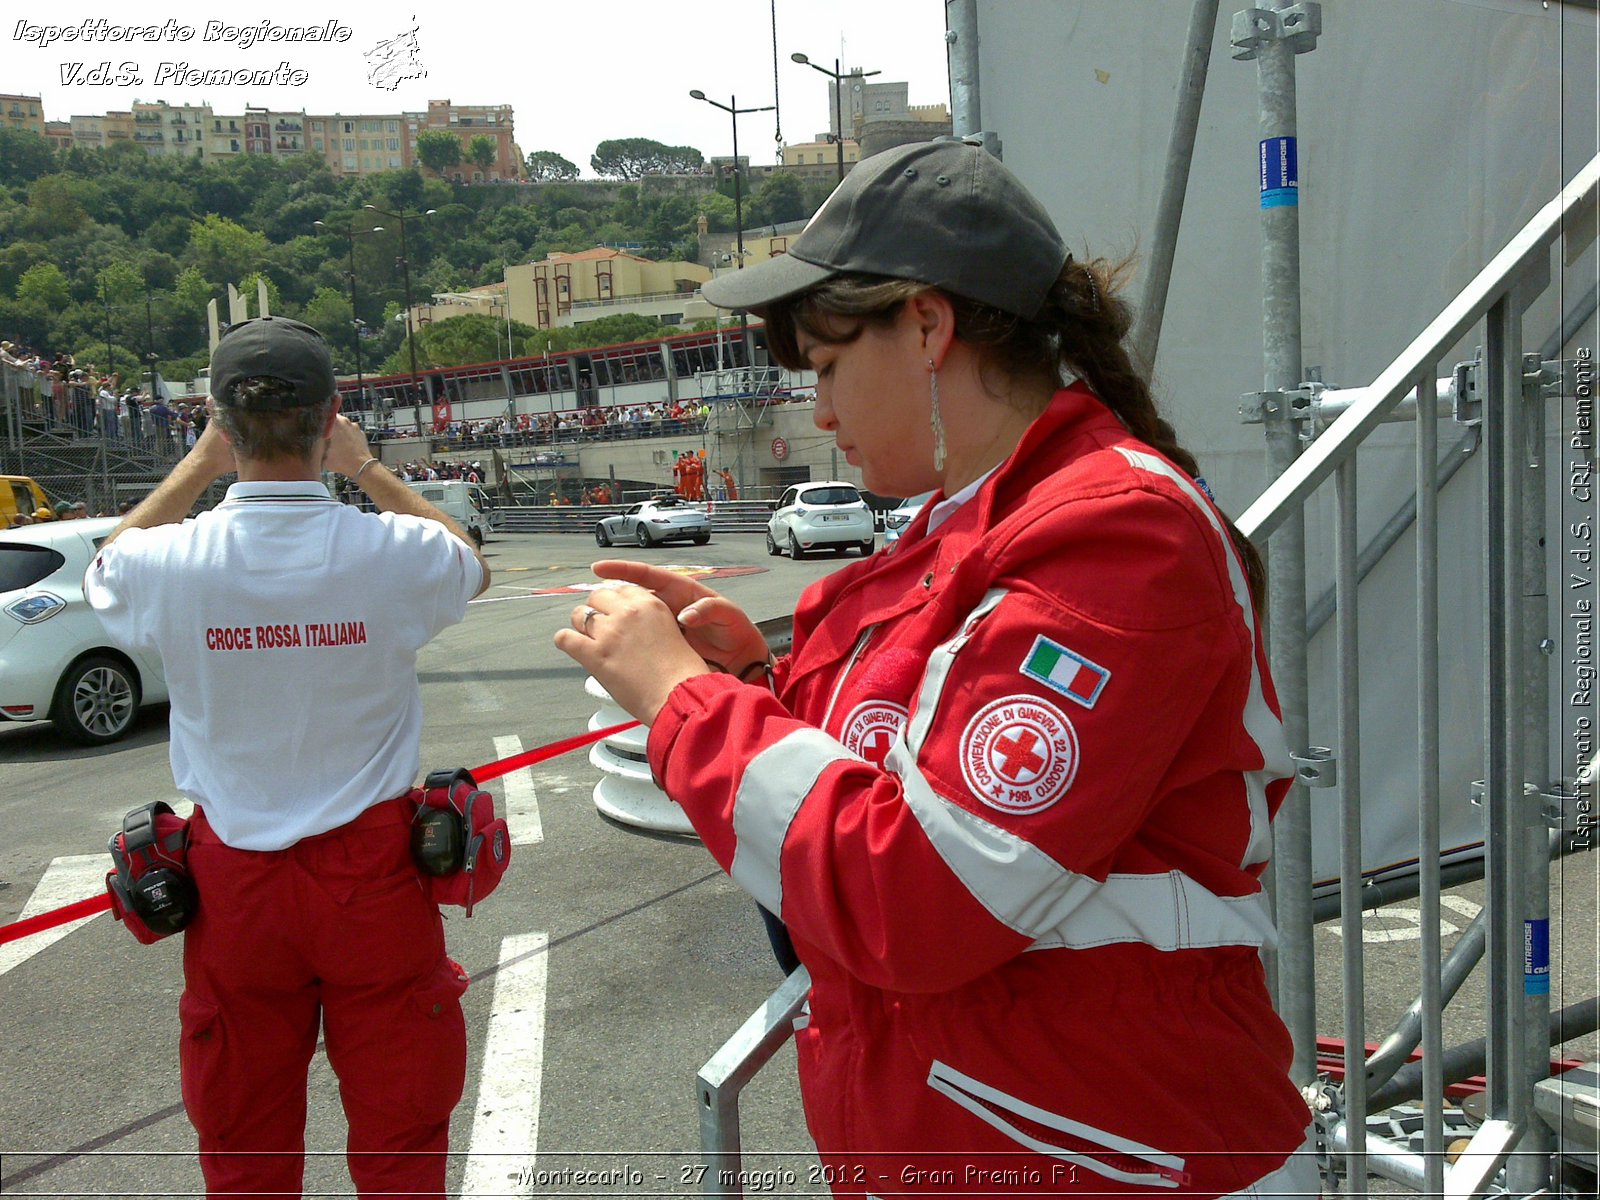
top-left (405, 480), bottom-right (500, 547)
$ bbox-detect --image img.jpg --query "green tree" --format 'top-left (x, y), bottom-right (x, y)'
top-left (468, 135), bottom-right (499, 177)
top-left (0, 127), bottom-right (57, 184)
top-left (97, 261), bottom-right (144, 306)
top-left (16, 262), bottom-right (71, 312)
top-left (525, 150), bottom-right (579, 181)
top-left (415, 130), bottom-right (463, 178)
top-left (697, 192), bottom-right (737, 233)
top-left (590, 138), bottom-right (705, 180)
top-left (543, 313), bottom-right (667, 352)
top-left (749, 172), bottom-right (809, 226)
top-left (185, 214), bottom-right (269, 286)
top-left (302, 287), bottom-right (357, 367)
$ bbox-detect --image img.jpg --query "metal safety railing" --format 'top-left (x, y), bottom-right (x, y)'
top-left (1241, 154), bottom-right (1600, 1197)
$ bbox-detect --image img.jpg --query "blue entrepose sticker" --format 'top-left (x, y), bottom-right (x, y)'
top-left (1260, 136), bottom-right (1299, 208)
top-left (1524, 918), bottom-right (1550, 996)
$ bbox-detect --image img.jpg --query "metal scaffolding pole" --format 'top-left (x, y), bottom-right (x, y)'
top-left (1231, 0), bottom-right (1321, 1088)
top-left (1131, 0), bottom-right (1222, 372)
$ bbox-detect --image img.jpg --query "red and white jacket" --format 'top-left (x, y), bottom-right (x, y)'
top-left (649, 386), bottom-right (1315, 1197)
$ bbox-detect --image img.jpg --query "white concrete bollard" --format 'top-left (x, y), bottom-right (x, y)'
top-left (584, 675), bottom-right (697, 835)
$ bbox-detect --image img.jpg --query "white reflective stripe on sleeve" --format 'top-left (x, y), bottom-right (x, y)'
top-left (904, 587), bottom-right (1009, 756)
top-left (888, 739), bottom-right (1274, 949)
top-left (1112, 447), bottom-right (1292, 868)
top-left (1216, 1125), bottom-right (1318, 1200)
top-left (926, 1060), bottom-right (1186, 1188)
top-left (729, 729), bottom-right (861, 915)
top-left (1025, 873), bottom-right (1277, 952)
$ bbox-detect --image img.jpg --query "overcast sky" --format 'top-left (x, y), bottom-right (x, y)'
top-left (6, 1), bottom-right (954, 175)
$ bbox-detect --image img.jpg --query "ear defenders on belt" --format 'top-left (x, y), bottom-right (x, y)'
top-left (410, 767), bottom-right (511, 916)
top-left (106, 801), bottom-right (197, 944)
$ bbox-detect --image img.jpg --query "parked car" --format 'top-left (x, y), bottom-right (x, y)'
top-left (883, 491), bottom-right (935, 544)
top-left (767, 481), bottom-right (876, 558)
top-left (595, 496), bottom-right (711, 548)
top-left (0, 517), bottom-right (168, 744)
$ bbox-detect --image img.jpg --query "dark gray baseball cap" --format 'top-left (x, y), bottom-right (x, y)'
top-left (209, 317), bottom-right (337, 410)
top-left (702, 139), bottom-right (1069, 319)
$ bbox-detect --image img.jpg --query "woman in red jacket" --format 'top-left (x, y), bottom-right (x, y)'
top-left (555, 140), bottom-right (1316, 1198)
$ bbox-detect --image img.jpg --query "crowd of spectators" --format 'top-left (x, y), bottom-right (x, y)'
top-left (368, 400), bottom-right (717, 452)
top-left (1, 339), bottom-right (205, 453)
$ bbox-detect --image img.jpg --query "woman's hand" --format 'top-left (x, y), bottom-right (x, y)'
top-left (589, 560), bottom-right (770, 675)
top-left (552, 581), bottom-right (713, 725)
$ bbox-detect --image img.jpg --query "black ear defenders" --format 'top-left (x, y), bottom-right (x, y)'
top-left (107, 801), bottom-right (197, 940)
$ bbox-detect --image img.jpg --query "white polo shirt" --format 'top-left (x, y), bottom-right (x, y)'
top-left (86, 480), bottom-right (482, 850)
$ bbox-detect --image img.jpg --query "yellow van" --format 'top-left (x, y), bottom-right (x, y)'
top-left (2, 476), bottom-right (50, 529)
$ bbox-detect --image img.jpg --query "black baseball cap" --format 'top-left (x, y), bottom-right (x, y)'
top-left (702, 138), bottom-right (1069, 320)
top-left (209, 317), bottom-right (337, 410)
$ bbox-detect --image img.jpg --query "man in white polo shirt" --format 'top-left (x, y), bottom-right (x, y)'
top-left (86, 316), bottom-right (490, 1200)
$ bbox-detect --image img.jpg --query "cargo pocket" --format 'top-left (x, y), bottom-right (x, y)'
top-left (400, 958), bottom-right (470, 1126)
top-left (926, 1059), bottom-right (1191, 1188)
top-left (177, 991), bottom-right (229, 1143)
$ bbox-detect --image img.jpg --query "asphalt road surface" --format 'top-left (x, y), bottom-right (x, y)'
top-left (1, 530), bottom-right (1594, 1198)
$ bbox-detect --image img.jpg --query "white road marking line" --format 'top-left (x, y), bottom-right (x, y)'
top-left (0, 855), bottom-right (111, 978)
top-left (459, 932), bottom-right (548, 1198)
top-left (494, 735), bottom-right (544, 845)
top-left (1440, 895), bottom-right (1483, 919)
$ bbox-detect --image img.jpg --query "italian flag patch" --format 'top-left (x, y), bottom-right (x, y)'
top-left (1020, 637), bottom-right (1110, 709)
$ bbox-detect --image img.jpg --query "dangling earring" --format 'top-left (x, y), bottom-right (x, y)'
top-left (928, 359), bottom-right (946, 472)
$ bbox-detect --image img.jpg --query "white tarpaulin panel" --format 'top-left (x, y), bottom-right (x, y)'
top-left (968, 0), bottom-right (1598, 887)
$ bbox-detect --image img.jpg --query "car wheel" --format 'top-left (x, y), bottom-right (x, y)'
top-left (692, 533), bottom-right (710, 545)
top-left (51, 654), bottom-right (140, 745)
top-left (636, 525), bottom-right (652, 548)
top-left (859, 538), bottom-right (876, 556)
top-left (788, 532), bottom-right (807, 560)
top-left (766, 529), bottom-right (781, 557)
top-left (470, 526), bottom-right (484, 548)
top-left (595, 523), bottom-right (611, 547)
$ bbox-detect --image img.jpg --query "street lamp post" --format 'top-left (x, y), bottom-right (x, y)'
top-left (689, 90), bottom-right (774, 371)
top-left (313, 217), bottom-right (378, 417)
top-left (364, 204), bottom-right (435, 438)
top-left (791, 53), bottom-right (880, 181)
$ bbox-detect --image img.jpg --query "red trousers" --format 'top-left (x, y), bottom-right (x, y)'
top-left (180, 798), bottom-right (469, 1199)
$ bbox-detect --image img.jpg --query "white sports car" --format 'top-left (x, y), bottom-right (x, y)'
top-left (594, 497), bottom-right (712, 548)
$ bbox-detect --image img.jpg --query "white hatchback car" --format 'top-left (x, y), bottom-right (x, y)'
top-left (767, 481), bottom-right (876, 558)
top-left (0, 517), bottom-right (168, 744)
top-left (883, 491), bottom-right (935, 544)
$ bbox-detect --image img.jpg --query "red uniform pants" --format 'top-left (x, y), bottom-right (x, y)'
top-left (180, 798), bottom-right (469, 1199)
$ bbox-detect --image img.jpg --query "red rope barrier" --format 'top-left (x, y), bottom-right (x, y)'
top-left (0, 719), bottom-right (643, 948)
top-left (0, 893), bottom-right (113, 947)
top-left (469, 720), bottom-right (639, 783)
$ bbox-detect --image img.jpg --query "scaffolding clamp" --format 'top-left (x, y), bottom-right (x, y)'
top-left (1451, 359), bottom-right (1483, 426)
top-left (1240, 386), bottom-right (1316, 431)
top-left (1291, 746), bottom-right (1338, 788)
top-left (1230, 3), bottom-right (1322, 60)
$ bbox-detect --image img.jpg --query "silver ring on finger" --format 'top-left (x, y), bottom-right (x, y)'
top-left (582, 605), bottom-right (599, 633)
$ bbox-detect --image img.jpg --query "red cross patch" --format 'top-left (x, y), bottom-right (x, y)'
top-left (959, 695), bottom-right (1079, 815)
top-left (840, 701), bottom-right (909, 768)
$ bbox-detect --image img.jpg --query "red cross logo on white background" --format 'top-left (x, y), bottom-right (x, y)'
top-left (960, 696), bottom-right (1079, 816)
top-left (841, 701), bottom-right (909, 768)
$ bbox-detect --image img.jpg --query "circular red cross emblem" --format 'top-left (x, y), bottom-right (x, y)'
top-left (841, 701), bottom-right (908, 768)
top-left (959, 696), bottom-right (1079, 815)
